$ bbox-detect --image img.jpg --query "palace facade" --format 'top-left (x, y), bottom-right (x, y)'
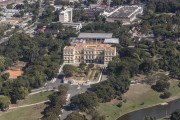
top-left (63, 43), bottom-right (116, 64)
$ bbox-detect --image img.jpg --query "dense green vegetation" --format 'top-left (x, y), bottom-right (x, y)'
top-left (0, 96), bottom-right (10, 111)
top-left (63, 64), bottom-right (78, 77)
top-left (171, 109), bottom-right (180, 120)
top-left (137, 0), bottom-right (180, 39)
top-left (14, 0), bottom-right (40, 21)
top-left (64, 112), bottom-right (87, 120)
top-left (0, 26), bottom-right (74, 104)
top-left (0, 24), bottom-right (12, 39)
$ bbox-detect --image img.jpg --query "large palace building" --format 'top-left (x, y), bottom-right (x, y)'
top-left (63, 43), bottom-right (116, 64)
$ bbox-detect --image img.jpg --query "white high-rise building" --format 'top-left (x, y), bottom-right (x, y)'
top-left (59, 8), bottom-right (73, 23)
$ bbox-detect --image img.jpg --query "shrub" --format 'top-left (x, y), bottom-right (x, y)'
top-left (170, 109), bottom-right (180, 120)
top-left (1, 73), bottom-right (10, 80)
top-left (117, 102), bottom-right (122, 108)
top-left (85, 69), bottom-right (90, 76)
top-left (123, 99), bottom-right (127, 103)
top-left (88, 63), bottom-right (94, 68)
top-left (94, 72), bottom-right (99, 79)
top-left (79, 63), bottom-right (87, 69)
top-left (160, 90), bottom-right (171, 99)
top-left (152, 80), bottom-right (170, 92)
top-left (140, 102), bottom-right (145, 105)
top-left (178, 82), bottom-right (180, 88)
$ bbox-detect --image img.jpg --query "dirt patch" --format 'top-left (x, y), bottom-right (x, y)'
top-left (6, 69), bottom-right (23, 80)
top-left (5, 61), bottom-right (26, 80)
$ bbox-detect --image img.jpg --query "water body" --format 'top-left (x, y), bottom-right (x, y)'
top-left (117, 98), bottom-right (180, 120)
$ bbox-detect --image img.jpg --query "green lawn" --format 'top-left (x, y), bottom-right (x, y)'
top-left (22, 91), bottom-right (54, 105)
top-left (97, 80), bottom-right (180, 120)
top-left (0, 91), bottom-right (54, 120)
top-left (0, 103), bottom-right (46, 120)
top-left (12, 91), bottom-right (54, 106)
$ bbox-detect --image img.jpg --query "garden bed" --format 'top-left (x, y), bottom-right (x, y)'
top-left (64, 64), bottom-right (103, 83)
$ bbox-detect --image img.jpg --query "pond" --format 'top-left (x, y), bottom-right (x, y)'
top-left (117, 98), bottom-right (180, 120)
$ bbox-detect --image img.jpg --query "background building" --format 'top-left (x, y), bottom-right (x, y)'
top-left (59, 8), bottom-right (73, 23)
top-left (63, 43), bottom-right (116, 64)
top-left (1, 9), bottom-right (20, 18)
top-left (77, 32), bottom-right (119, 44)
top-left (62, 0), bottom-right (79, 2)
top-left (101, 5), bottom-right (143, 25)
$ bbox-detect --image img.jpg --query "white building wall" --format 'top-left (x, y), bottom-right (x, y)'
top-left (59, 8), bottom-right (73, 23)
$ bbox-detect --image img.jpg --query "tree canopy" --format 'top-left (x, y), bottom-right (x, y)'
top-left (171, 109), bottom-right (180, 120)
top-left (0, 96), bottom-right (10, 111)
top-left (64, 112), bottom-right (87, 120)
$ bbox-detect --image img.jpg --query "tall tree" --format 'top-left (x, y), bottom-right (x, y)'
top-left (0, 96), bottom-right (10, 111)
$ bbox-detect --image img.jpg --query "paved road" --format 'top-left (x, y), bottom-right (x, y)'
top-left (60, 84), bottom-right (90, 120)
top-left (101, 67), bottom-right (108, 81)
top-left (60, 67), bottom-right (108, 119)
top-left (30, 64), bottom-right (108, 119)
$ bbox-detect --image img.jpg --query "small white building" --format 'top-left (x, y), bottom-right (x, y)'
top-left (59, 8), bottom-right (73, 23)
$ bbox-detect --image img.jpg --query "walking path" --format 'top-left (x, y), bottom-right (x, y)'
top-left (9, 100), bottom-right (49, 110)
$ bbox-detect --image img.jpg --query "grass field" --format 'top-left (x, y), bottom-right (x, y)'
top-left (0, 91), bottom-right (54, 120)
top-left (0, 103), bottom-right (46, 120)
top-left (97, 80), bottom-right (180, 120)
top-left (11, 91), bottom-right (54, 107)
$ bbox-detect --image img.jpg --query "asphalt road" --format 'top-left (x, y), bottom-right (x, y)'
top-left (60, 67), bottom-right (108, 119)
top-left (60, 84), bottom-right (90, 120)
top-left (31, 64), bottom-right (108, 119)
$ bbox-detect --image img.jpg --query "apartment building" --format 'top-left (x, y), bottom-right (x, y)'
top-left (63, 43), bottom-right (116, 64)
top-left (59, 8), bottom-right (73, 23)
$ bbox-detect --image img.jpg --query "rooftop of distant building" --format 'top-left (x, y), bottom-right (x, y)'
top-left (102, 5), bottom-right (143, 18)
top-left (64, 43), bottom-right (115, 51)
top-left (78, 33), bottom-right (113, 39)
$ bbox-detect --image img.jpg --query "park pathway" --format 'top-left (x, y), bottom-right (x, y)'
top-left (9, 100), bottom-right (49, 110)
